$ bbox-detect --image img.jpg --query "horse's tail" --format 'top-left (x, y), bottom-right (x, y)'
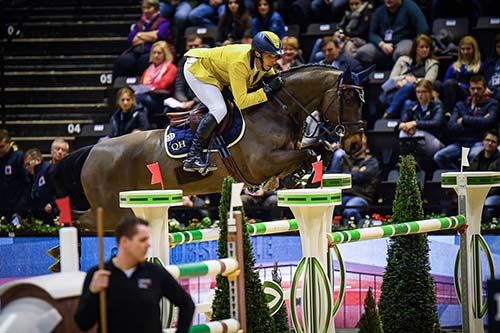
top-left (51, 145), bottom-right (94, 211)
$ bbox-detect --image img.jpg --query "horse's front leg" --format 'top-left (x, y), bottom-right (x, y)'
top-left (267, 148), bottom-right (316, 178)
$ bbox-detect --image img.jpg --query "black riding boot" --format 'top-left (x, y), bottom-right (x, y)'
top-left (183, 113), bottom-right (218, 173)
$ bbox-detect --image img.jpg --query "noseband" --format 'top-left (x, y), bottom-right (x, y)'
top-left (274, 75), bottom-right (365, 143)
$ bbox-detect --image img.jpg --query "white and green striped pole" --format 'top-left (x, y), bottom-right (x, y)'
top-left (442, 171), bottom-right (500, 333)
top-left (327, 215), bottom-right (465, 244)
top-left (278, 188), bottom-right (342, 333)
top-left (165, 258), bottom-right (239, 280)
top-left (169, 219), bottom-right (299, 246)
top-left (164, 319), bottom-right (241, 333)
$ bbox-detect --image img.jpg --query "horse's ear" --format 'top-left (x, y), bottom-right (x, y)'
top-left (352, 65), bottom-right (376, 85)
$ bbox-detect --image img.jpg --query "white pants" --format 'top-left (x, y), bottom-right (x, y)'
top-left (184, 57), bottom-right (227, 124)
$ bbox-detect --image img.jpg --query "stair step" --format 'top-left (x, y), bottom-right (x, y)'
top-left (5, 63), bottom-right (113, 71)
top-left (6, 70), bottom-right (113, 87)
top-left (4, 113), bottom-right (109, 121)
top-left (5, 54), bottom-right (115, 67)
top-left (13, 136), bottom-right (102, 154)
top-left (4, 37), bottom-right (127, 56)
top-left (6, 13), bottom-right (138, 23)
top-left (8, 21), bottom-right (132, 38)
top-left (6, 120), bottom-right (97, 137)
top-left (4, 5), bottom-right (138, 17)
top-left (4, 103), bottom-right (110, 115)
top-left (5, 86), bottom-right (108, 104)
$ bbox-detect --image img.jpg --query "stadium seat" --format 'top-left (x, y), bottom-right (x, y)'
top-left (472, 16), bottom-right (500, 58)
top-left (184, 26), bottom-right (218, 47)
top-left (285, 24), bottom-right (300, 38)
top-left (432, 18), bottom-right (469, 44)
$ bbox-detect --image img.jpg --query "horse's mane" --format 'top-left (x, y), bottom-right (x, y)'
top-left (280, 63), bottom-right (342, 76)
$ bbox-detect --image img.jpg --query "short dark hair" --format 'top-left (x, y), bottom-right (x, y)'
top-left (115, 216), bottom-right (149, 243)
top-left (470, 74), bottom-right (486, 85)
top-left (23, 148), bottom-right (42, 161)
top-left (483, 129), bottom-right (499, 141)
top-left (0, 129), bottom-right (11, 142)
top-left (320, 36), bottom-right (339, 49)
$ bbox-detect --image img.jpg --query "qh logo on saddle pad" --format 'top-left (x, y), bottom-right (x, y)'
top-left (164, 108), bottom-right (246, 159)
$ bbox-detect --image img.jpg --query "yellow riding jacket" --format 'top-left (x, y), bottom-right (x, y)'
top-left (185, 44), bottom-right (275, 110)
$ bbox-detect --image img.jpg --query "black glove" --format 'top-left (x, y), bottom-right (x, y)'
top-left (263, 76), bottom-right (284, 96)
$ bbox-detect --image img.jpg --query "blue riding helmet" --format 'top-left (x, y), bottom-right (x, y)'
top-left (252, 31), bottom-right (284, 57)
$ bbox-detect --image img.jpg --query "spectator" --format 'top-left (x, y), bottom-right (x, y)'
top-left (382, 34), bottom-right (439, 119)
top-left (113, 0), bottom-right (174, 79)
top-left (355, 0), bottom-right (429, 68)
top-left (165, 35), bottom-right (204, 117)
top-left (466, 129), bottom-right (500, 222)
top-left (135, 41), bottom-right (178, 120)
top-left (434, 75), bottom-right (498, 170)
top-left (437, 35), bottom-right (485, 113)
top-left (104, 88), bottom-right (149, 140)
top-left (251, 0), bottom-right (286, 39)
top-left (23, 148), bottom-right (57, 225)
top-left (327, 134), bottom-right (380, 227)
top-left (217, 0), bottom-right (252, 45)
top-left (159, 0), bottom-right (193, 40)
top-left (274, 36), bottom-right (303, 71)
top-left (241, 186), bottom-right (279, 221)
top-left (188, 0), bottom-right (225, 27)
top-left (311, 0), bottom-right (348, 23)
top-left (398, 79), bottom-right (444, 163)
top-left (319, 36), bottom-right (363, 72)
top-left (50, 138), bottom-right (69, 164)
top-left (335, 0), bottom-right (373, 57)
top-left (485, 34), bottom-right (500, 102)
top-left (0, 129), bottom-right (30, 222)
top-left (75, 216), bottom-right (195, 333)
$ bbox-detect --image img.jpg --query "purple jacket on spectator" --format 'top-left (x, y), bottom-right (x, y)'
top-left (128, 13), bottom-right (171, 53)
top-left (447, 97), bottom-right (498, 144)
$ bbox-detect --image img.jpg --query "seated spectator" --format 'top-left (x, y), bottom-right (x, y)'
top-left (466, 129), bottom-right (500, 222)
top-left (436, 35), bottom-right (485, 114)
top-left (188, 0), bottom-right (225, 27)
top-left (217, 0), bottom-right (252, 45)
top-left (434, 75), bottom-right (498, 170)
top-left (50, 138), bottom-right (69, 164)
top-left (274, 36), bottom-right (303, 71)
top-left (335, 0), bottom-right (373, 57)
top-left (251, 0), bottom-right (286, 39)
top-left (241, 186), bottom-right (279, 221)
top-left (355, 0), bottom-right (429, 69)
top-left (382, 34), bottom-right (439, 119)
top-left (164, 34), bottom-right (203, 117)
top-left (311, 0), bottom-right (348, 23)
top-left (398, 79), bottom-right (444, 163)
top-left (327, 134), bottom-right (380, 227)
top-left (485, 34), bottom-right (500, 102)
top-left (23, 148), bottom-right (57, 225)
top-left (135, 41), bottom-right (178, 121)
top-left (101, 88), bottom-right (149, 141)
top-left (318, 36), bottom-right (362, 72)
top-left (0, 129), bottom-right (30, 222)
top-left (113, 0), bottom-right (174, 79)
top-left (159, 0), bottom-right (192, 40)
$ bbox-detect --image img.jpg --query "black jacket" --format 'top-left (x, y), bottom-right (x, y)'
top-left (0, 146), bottom-right (30, 216)
top-left (110, 107), bottom-right (149, 138)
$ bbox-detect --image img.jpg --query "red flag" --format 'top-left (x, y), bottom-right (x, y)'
top-left (312, 160), bottom-right (323, 188)
top-left (55, 196), bottom-right (72, 226)
top-left (147, 162), bottom-right (165, 190)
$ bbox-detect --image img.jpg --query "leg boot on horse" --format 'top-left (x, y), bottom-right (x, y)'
top-left (183, 113), bottom-right (218, 174)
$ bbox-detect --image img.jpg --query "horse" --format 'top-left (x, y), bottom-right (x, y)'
top-left (57, 64), bottom-right (371, 231)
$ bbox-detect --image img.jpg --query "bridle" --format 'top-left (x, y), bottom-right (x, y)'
top-left (272, 74), bottom-right (366, 144)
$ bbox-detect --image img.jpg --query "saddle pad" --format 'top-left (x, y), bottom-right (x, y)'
top-left (164, 107), bottom-right (245, 159)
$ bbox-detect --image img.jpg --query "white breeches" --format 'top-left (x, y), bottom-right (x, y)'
top-left (184, 57), bottom-right (228, 124)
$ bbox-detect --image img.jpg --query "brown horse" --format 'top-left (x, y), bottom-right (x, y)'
top-left (59, 65), bottom-right (370, 231)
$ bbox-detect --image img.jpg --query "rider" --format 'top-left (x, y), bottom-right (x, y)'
top-left (182, 31), bottom-right (285, 173)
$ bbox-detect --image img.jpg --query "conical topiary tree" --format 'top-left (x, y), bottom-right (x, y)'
top-left (378, 155), bottom-right (440, 332)
top-left (358, 287), bottom-right (382, 333)
top-left (211, 177), bottom-right (275, 333)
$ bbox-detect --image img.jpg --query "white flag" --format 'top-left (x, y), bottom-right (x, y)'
top-left (230, 182), bottom-right (244, 208)
top-left (461, 147), bottom-right (470, 167)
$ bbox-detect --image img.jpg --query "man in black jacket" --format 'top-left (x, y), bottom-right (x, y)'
top-left (75, 216), bottom-right (195, 333)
